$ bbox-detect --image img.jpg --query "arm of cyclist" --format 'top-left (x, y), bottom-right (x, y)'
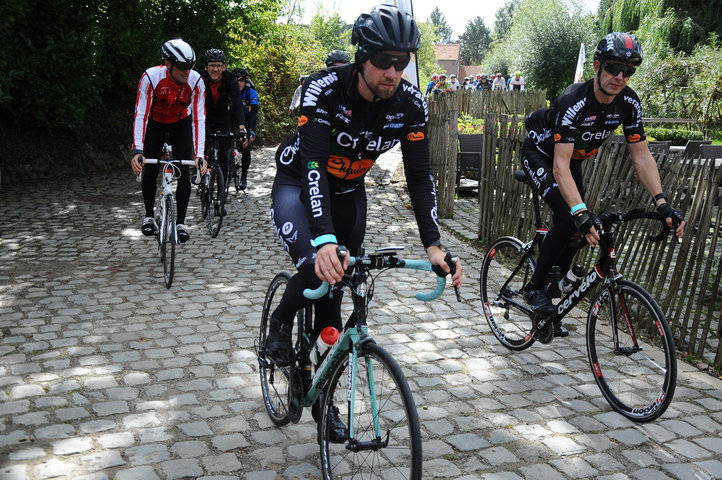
top-left (131, 152), bottom-right (144, 175)
top-left (628, 141), bottom-right (685, 238)
top-left (553, 143), bottom-right (601, 247)
top-left (315, 242), bottom-right (349, 285)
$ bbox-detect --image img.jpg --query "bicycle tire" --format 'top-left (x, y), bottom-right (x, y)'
top-left (206, 168), bottom-right (225, 238)
top-left (587, 280), bottom-right (677, 422)
top-left (479, 236), bottom-right (537, 350)
top-left (259, 272), bottom-right (293, 427)
top-left (320, 342), bottom-right (422, 480)
top-left (162, 195), bottom-right (175, 289)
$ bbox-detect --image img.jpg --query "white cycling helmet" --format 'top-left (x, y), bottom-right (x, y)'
top-left (161, 39), bottom-right (196, 68)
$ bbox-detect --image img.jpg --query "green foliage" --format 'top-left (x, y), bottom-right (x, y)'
top-left (630, 36), bottom-right (722, 129)
top-left (492, 0), bottom-right (519, 43)
top-left (429, 7), bottom-right (453, 44)
top-left (486, 0), bottom-right (595, 100)
top-left (416, 22), bottom-right (442, 85)
top-left (457, 113), bottom-right (484, 134)
top-left (459, 17), bottom-right (492, 65)
top-left (645, 127), bottom-right (704, 145)
top-left (309, 8), bottom-right (352, 61)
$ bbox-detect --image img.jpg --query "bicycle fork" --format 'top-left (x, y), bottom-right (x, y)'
top-left (345, 336), bottom-right (389, 453)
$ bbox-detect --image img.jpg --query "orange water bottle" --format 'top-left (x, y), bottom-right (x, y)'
top-left (310, 326), bottom-right (340, 365)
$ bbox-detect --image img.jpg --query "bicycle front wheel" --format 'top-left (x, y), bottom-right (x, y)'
top-left (320, 342), bottom-right (422, 480)
top-left (587, 280), bottom-right (677, 422)
top-left (161, 195), bottom-right (175, 289)
top-left (206, 169), bottom-right (225, 238)
top-left (479, 236), bottom-right (536, 350)
top-left (258, 272), bottom-right (292, 426)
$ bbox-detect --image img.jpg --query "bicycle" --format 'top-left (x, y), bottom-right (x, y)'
top-left (197, 131), bottom-right (237, 238)
top-left (257, 245), bottom-right (459, 479)
top-left (141, 144), bottom-right (197, 288)
top-left (479, 169), bottom-right (677, 422)
top-left (227, 130), bottom-right (248, 194)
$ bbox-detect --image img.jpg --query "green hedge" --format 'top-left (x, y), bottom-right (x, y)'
top-left (645, 127), bottom-right (704, 146)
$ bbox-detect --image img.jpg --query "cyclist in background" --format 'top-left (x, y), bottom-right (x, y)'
top-left (325, 49), bottom-right (350, 67)
top-left (508, 71), bottom-right (525, 91)
top-left (519, 32), bottom-right (685, 335)
top-left (200, 48), bottom-right (246, 213)
top-left (131, 38), bottom-right (207, 243)
top-left (230, 68), bottom-right (259, 190)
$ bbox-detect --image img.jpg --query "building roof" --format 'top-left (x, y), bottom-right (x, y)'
top-left (434, 44), bottom-right (461, 61)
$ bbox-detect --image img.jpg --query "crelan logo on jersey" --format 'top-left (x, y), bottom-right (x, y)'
top-left (407, 132), bottom-right (425, 141)
top-left (298, 115), bottom-right (309, 126)
top-left (306, 161), bottom-right (319, 170)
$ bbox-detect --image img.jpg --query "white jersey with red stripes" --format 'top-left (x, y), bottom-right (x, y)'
top-left (132, 66), bottom-right (206, 158)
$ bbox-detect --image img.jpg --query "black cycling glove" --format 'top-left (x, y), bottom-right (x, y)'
top-left (657, 203), bottom-right (684, 228)
top-left (574, 210), bottom-right (602, 236)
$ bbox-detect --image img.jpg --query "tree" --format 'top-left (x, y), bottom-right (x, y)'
top-left (429, 7), bottom-right (453, 44)
top-left (459, 17), bottom-right (492, 65)
top-left (309, 7), bottom-right (352, 60)
top-left (487, 0), bottom-right (594, 100)
top-left (416, 21), bottom-right (442, 85)
top-left (492, 0), bottom-right (519, 43)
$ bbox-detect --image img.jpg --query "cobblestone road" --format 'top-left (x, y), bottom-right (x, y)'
top-left (1, 146), bottom-right (721, 480)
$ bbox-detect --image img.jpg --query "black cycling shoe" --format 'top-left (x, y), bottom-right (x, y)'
top-left (553, 325), bottom-right (570, 337)
top-left (176, 224), bottom-right (190, 243)
top-left (141, 217), bottom-right (157, 236)
top-left (221, 207), bottom-right (228, 217)
top-left (313, 402), bottom-right (348, 444)
top-left (240, 179), bottom-right (247, 190)
top-left (266, 316), bottom-right (292, 367)
top-left (523, 285), bottom-right (557, 316)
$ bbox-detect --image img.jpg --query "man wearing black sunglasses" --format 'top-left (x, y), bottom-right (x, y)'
top-left (267, 4), bottom-right (463, 441)
top-left (518, 32), bottom-right (686, 334)
top-left (131, 38), bottom-right (207, 243)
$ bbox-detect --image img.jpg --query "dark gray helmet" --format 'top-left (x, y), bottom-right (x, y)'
top-left (326, 49), bottom-right (350, 67)
top-left (231, 67), bottom-right (248, 80)
top-left (204, 48), bottom-right (226, 63)
top-left (594, 32), bottom-right (643, 66)
top-left (161, 39), bottom-right (196, 67)
top-left (352, 4), bottom-right (420, 62)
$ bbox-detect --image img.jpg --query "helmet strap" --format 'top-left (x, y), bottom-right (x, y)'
top-left (356, 64), bottom-right (381, 102)
top-left (596, 62), bottom-right (614, 98)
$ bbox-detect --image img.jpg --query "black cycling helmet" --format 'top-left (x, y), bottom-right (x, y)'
top-left (352, 4), bottom-right (420, 63)
top-left (204, 48), bottom-right (226, 63)
top-left (161, 39), bottom-right (196, 67)
top-left (594, 32), bottom-right (643, 66)
top-left (326, 49), bottom-right (350, 67)
top-left (232, 67), bottom-right (248, 80)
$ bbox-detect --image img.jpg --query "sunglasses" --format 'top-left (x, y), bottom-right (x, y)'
top-left (603, 62), bottom-right (636, 77)
top-left (369, 52), bottom-right (411, 71)
top-left (174, 62), bottom-right (194, 72)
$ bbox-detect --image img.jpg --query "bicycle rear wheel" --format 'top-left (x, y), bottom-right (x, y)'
top-left (320, 342), bottom-right (422, 480)
top-left (206, 168), bottom-right (225, 238)
top-left (587, 280), bottom-right (677, 422)
top-left (258, 272), bottom-right (293, 426)
top-left (479, 236), bottom-right (537, 350)
top-left (161, 195), bottom-right (175, 289)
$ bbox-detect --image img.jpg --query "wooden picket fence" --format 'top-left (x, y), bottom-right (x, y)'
top-left (428, 96), bottom-right (722, 370)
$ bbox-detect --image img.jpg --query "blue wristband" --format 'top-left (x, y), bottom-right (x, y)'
top-left (570, 203), bottom-right (587, 215)
top-left (313, 234), bottom-right (337, 248)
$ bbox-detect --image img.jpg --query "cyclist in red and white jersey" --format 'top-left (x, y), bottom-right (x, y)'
top-left (519, 33), bottom-right (685, 333)
top-left (130, 38), bottom-right (207, 243)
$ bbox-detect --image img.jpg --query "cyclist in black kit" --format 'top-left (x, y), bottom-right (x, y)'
top-left (520, 32), bottom-right (685, 334)
top-left (267, 4), bottom-right (463, 415)
top-left (199, 48), bottom-right (246, 205)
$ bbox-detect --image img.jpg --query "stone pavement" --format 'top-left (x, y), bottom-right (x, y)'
top-left (1, 146), bottom-right (721, 480)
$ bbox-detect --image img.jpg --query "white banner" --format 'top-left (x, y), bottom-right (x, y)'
top-left (391, 0), bottom-right (419, 88)
top-left (574, 42), bottom-right (586, 83)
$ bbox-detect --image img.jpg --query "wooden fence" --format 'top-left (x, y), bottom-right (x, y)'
top-left (428, 97), bottom-right (722, 370)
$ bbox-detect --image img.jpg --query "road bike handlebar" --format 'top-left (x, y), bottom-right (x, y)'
top-left (142, 158), bottom-right (200, 183)
top-left (303, 249), bottom-right (454, 302)
top-left (597, 208), bottom-right (671, 242)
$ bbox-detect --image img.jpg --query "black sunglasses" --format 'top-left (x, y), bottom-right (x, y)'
top-left (603, 62), bottom-right (636, 77)
top-left (174, 62), bottom-right (194, 72)
top-left (369, 52), bottom-right (411, 71)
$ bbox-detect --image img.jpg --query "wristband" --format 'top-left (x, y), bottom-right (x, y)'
top-left (313, 234), bottom-right (337, 248)
top-left (653, 192), bottom-right (668, 203)
top-left (570, 203), bottom-right (587, 215)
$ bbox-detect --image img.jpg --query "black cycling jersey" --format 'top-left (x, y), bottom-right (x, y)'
top-left (525, 78), bottom-right (646, 161)
top-left (200, 70), bottom-right (244, 129)
top-left (274, 63), bottom-right (440, 249)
